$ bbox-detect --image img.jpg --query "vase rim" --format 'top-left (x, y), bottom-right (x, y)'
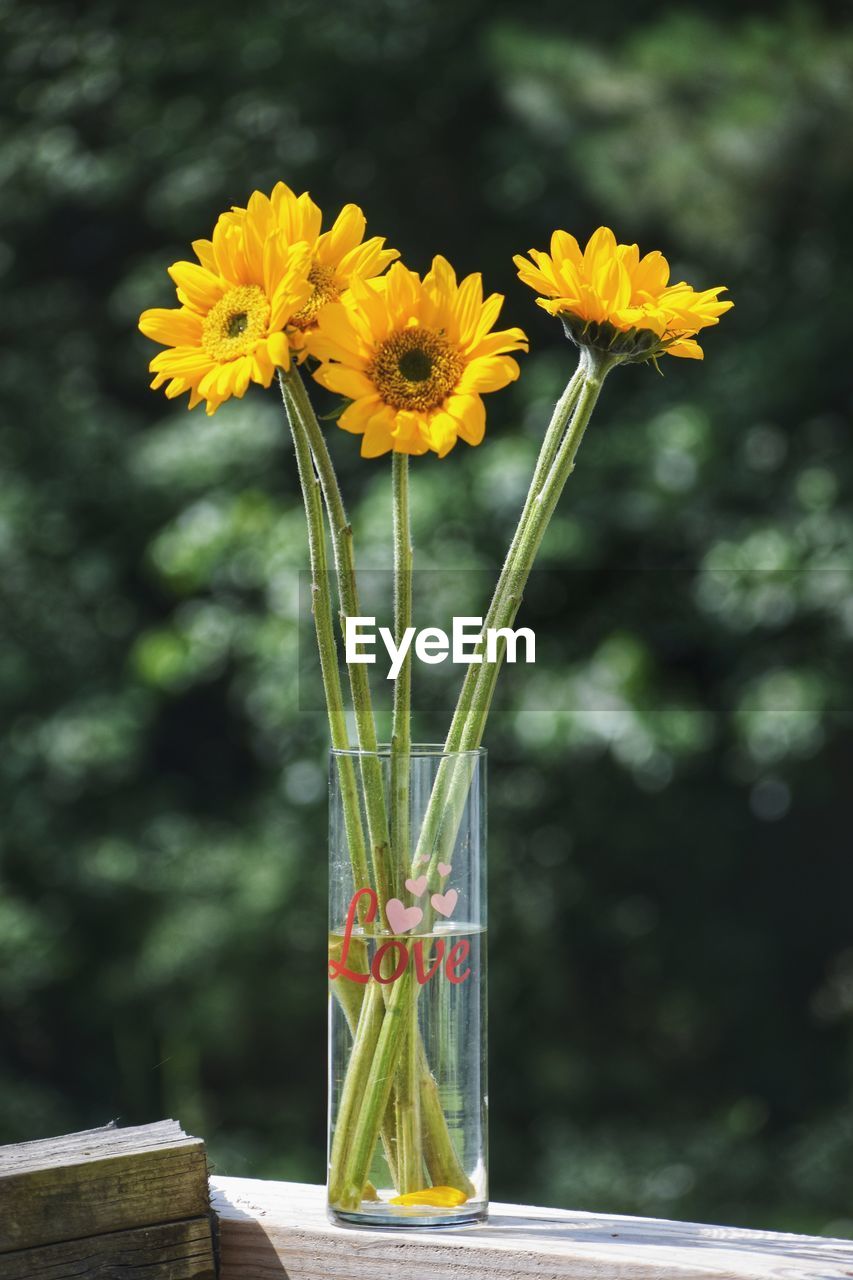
top-left (330, 742), bottom-right (486, 759)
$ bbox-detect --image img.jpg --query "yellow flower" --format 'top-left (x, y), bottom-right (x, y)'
top-left (306, 257), bottom-right (528, 458)
top-left (139, 202), bottom-right (313, 416)
top-left (514, 227), bottom-right (733, 363)
top-left (209, 183), bottom-right (399, 352)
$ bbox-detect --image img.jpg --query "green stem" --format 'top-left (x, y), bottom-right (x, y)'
top-left (422, 352), bottom-right (614, 912)
top-left (442, 357), bottom-right (586, 755)
top-left (278, 373), bottom-right (370, 903)
top-left (283, 366), bottom-right (392, 917)
top-left (422, 355), bottom-right (614, 933)
top-left (406, 351), bottom-right (597, 893)
top-left (390, 452), bottom-right (420, 1193)
top-left (390, 452), bottom-right (412, 894)
top-left (461, 350), bottom-right (613, 747)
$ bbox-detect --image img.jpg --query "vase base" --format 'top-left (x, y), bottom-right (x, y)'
top-left (329, 1200), bottom-right (488, 1230)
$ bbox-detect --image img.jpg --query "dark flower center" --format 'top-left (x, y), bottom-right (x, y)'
top-left (398, 348), bottom-right (433, 382)
top-left (369, 326), bottom-right (464, 412)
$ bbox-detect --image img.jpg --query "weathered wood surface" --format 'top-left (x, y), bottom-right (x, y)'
top-left (0, 1120), bottom-right (210, 1254)
top-left (211, 1177), bottom-right (853, 1280)
top-left (0, 1217), bottom-right (216, 1280)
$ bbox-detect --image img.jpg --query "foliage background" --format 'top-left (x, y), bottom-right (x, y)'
top-left (2, 0), bottom-right (852, 1236)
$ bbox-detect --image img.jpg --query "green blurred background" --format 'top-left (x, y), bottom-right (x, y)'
top-left (2, 0), bottom-right (853, 1236)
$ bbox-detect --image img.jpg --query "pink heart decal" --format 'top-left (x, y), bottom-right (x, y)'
top-left (416, 854), bottom-right (430, 867)
top-left (430, 889), bottom-right (458, 919)
top-left (405, 875), bottom-right (428, 897)
top-left (386, 898), bottom-right (423, 934)
top-left (437, 862), bottom-right (452, 878)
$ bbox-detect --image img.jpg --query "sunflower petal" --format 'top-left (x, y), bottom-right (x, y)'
top-left (424, 412), bottom-right (458, 457)
top-left (139, 307), bottom-right (203, 346)
top-left (167, 261), bottom-right (225, 312)
top-left (192, 239), bottom-right (218, 272)
top-left (384, 262), bottom-right (420, 320)
top-left (445, 393), bottom-right (486, 446)
top-left (468, 326), bottom-right (529, 359)
top-left (457, 354), bottom-right (520, 394)
top-left (267, 331), bottom-right (291, 369)
top-left (361, 421), bottom-right (394, 457)
top-left (339, 394), bottom-right (383, 433)
top-left (453, 272), bottom-right (484, 347)
top-left (336, 238), bottom-right (399, 281)
top-left (316, 203), bottom-right (367, 268)
top-left (550, 230), bottom-right (583, 268)
top-left (313, 364), bottom-right (375, 399)
top-left (310, 301), bottom-right (370, 365)
top-left (666, 337), bottom-right (704, 360)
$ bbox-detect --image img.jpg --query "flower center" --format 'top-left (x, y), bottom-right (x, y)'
top-left (370, 327), bottom-right (464, 412)
top-left (202, 285), bottom-right (270, 361)
top-left (291, 263), bottom-right (342, 330)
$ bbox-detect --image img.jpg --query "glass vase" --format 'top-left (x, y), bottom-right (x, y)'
top-left (327, 744), bottom-right (487, 1227)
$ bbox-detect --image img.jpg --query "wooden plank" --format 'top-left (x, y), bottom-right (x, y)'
top-left (211, 1177), bottom-right (853, 1280)
top-left (0, 1121), bottom-right (210, 1254)
top-left (0, 1217), bottom-right (216, 1280)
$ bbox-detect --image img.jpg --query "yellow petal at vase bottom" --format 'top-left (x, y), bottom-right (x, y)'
top-left (388, 1186), bottom-right (469, 1207)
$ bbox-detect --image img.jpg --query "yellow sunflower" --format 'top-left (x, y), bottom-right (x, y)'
top-left (208, 182), bottom-right (399, 351)
top-left (305, 257), bottom-right (528, 458)
top-left (139, 204), bottom-right (313, 416)
top-left (514, 226), bottom-right (733, 363)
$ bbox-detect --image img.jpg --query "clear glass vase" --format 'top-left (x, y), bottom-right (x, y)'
top-left (327, 744), bottom-right (487, 1227)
